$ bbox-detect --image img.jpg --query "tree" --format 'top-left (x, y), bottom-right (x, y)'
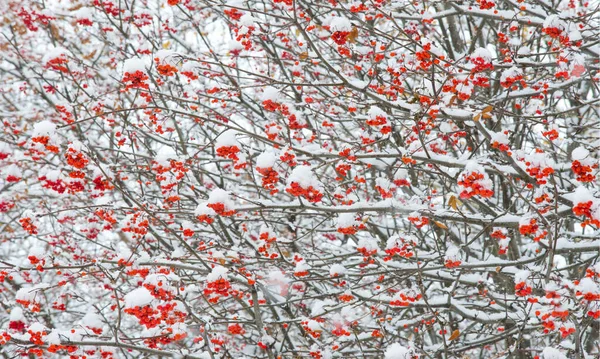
top-left (0, 0), bottom-right (599, 357)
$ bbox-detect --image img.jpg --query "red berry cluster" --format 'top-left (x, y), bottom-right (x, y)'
top-left (457, 172), bottom-right (493, 199)
top-left (286, 182), bottom-right (323, 203)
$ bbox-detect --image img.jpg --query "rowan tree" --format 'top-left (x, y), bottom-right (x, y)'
top-left (0, 0), bottom-right (599, 358)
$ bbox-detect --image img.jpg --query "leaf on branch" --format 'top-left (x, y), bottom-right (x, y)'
top-left (448, 195), bottom-right (459, 210)
top-left (474, 105), bottom-right (493, 122)
top-left (434, 221), bottom-right (448, 230)
top-left (299, 52), bottom-right (309, 60)
top-left (449, 329), bottom-right (460, 341)
top-left (348, 27), bottom-right (359, 43)
top-left (448, 95), bottom-right (457, 107)
top-left (84, 50), bottom-right (97, 60)
top-left (68, 4), bottom-right (84, 11)
top-left (50, 24), bottom-right (62, 40)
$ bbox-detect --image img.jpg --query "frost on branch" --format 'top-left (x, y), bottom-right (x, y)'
top-left (1, 0), bottom-right (600, 357)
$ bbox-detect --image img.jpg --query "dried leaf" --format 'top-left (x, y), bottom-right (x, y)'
top-left (473, 113), bottom-right (481, 122)
top-left (434, 221), bottom-right (448, 230)
top-left (50, 24), bottom-right (61, 40)
top-left (299, 52), bottom-right (309, 60)
top-left (448, 95), bottom-right (457, 107)
top-left (348, 27), bottom-right (359, 43)
top-left (448, 195), bottom-right (458, 210)
top-left (482, 113), bottom-right (493, 119)
top-left (449, 329), bottom-right (460, 341)
top-left (68, 4), bottom-right (84, 11)
top-left (482, 105), bottom-right (493, 114)
top-left (83, 49), bottom-right (97, 60)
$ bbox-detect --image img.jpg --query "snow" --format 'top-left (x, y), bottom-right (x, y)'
top-left (81, 312), bottom-right (104, 329)
top-left (330, 16), bottom-right (352, 32)
top-left (571, 146), bottom-right (589, 160)
top-left (375, 177), bottom-right (392, 190)
top-left (472, 47), bottom-right (492, 61)
top-left (287, 165), bottom-right (322, 189)
top-left (445, 245), bottom-right (461, 261)
top-left (337, 213), bottom-right (358, 228)
top-left (154, 49), bottom-right (175, 62)
top-left (206, 266), bottom-right (228, 282)
top-left (517, 47), bottom-right (531, 56)
top-left (42, 47), bottom-right (69, 64)
top-left (256, 151), bottom-right (276, 168)
top-left (394, 169), bottom-right (408, 180)
top-left (195, 203), bottom-right (216, 216)
top-left (490, 131), bottom-right (509, 145)
top-left (181, 61), bottom-right (198, 73)
top-left (123, 58), bottom-right (147, 73)
top-left (330, 264), bottom-right (346, 277)
top-left (155, 146), bottom-right (178, 165)
top-left (261, 86), bottom-right (280, 101)
top-left (515, 270), bottom-right (530, 283)
top-left (501, 66), bottom-right (522, 82)
top-left (46, 330), bottom-right (60, 345)
top-left (10, 307), bottom-right (24, 321)
top-left (384, 343), bottom-right (413, 359)
top-left (542, 347), bottom-right (567, 359)
top-left (124, 287), bottom-right (154, 308)
top-left (543, 15), bottom-right (566, 30)
top-left (28, 246), bottom-right (45, 258)
top-left (571, 186), bottom-right (592, 203)
top-left (32, 120), bottom-right (57, 136)
top-left (367, 106), bottom-right (387, 119)
top-left (578, 277), bottom-right (599, 294)
top-left (239, 13), bottom-right (257, 27)
top-left (311, 299), bottom-right (336, 316)
top-left (295, 260), bottom-right (309, 272)
top-left (28, 323), bottom-right (47, 334)
top-left (306, 319), bottom-right (322, 331)
top-left (442, 108), bottom-right (473, 120)
top-left (267, 270), bottom-right (289, 285)
top-left (16, 284), bottom-right (50, 302)
top-left (74, 7), bottom-right (93, 20)
top-left (215, 131), bottom-right (239, 148)
top-left (439, 122), bottom-right (454, 133)
top-left (208, 188), bottom-right (234, 208)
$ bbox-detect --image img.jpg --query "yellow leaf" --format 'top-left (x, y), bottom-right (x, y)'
top-left (434, 221), bottom-right (448, 230)
top-left (482, 105), bottom-right (493, 114)
top-left (482, 113), bottom-right (492, 119)
top-left (299, 52), bottom-right (308, 60)
top-left (473, 113), bottom-right (481, 122)
top-left (348, 27), bottom-right (359, 43)
top-left (448, 195), bottom-right (458, 210)
top-left (449, 329), bottom-right (460, 341)
top-left (163, 41), bottom-right (171, 49)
